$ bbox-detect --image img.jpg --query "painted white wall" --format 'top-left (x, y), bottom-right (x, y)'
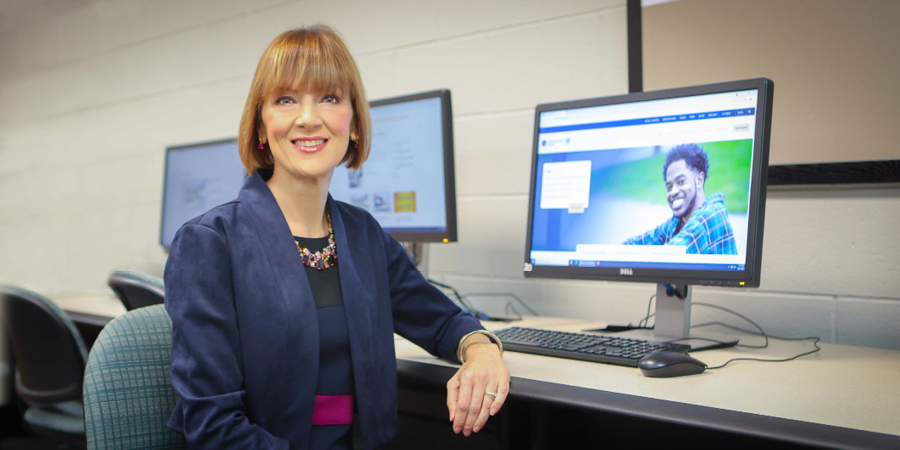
top-left (0, 0), bottom-right (897, 355)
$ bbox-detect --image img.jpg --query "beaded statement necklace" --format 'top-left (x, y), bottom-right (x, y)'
top-left (296, 211), bottom-right (337, 271)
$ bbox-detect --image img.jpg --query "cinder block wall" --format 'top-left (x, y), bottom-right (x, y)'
top-left (0, 0), bottom-right (897, 351)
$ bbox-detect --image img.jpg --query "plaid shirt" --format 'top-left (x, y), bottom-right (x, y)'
top-left (624, 193), bottom-right (737, 255)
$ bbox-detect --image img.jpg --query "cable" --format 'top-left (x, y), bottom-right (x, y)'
top-left (691, 322), bottom-right (768, 349)
top-left (663, 336), bottom-right (741, 351)
top-left (688, 302), bottom-right (822, 369)
top-left (638, 294), bottom-right (656, 328)
top-left (662, 284), bottom-right (687, 299)
top-left (631, 296), bottom-right (821, 368)
top-left (692, 302), bottom-right (766, 336)
top-left (704, 338), bottom-right (821, 369)
top-left (427, 279), bottom-right (484, 319)
top-left (461, 292), bottom-right (539, 316)
top-left (504, 302), bottom-right (523, 320)
top-left (426, 280), bottom-right (529, 322)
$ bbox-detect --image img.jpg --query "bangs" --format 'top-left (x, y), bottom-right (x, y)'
top-left (257, 30), bottom-right (355, 101)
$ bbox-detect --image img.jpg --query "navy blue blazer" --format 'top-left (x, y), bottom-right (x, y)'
top-left (164, 170), bottom-right (482, 449)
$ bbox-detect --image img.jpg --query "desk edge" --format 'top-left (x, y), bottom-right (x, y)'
top-left (396, 359), bottom-right (900, 450)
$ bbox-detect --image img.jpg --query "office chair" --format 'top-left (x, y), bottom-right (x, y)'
top-left (107, 271), bottom-right (165, 311)
top-left (0, 285), bottom-right (87, 447)
top-left (83, 304), bottom-right (185, 449)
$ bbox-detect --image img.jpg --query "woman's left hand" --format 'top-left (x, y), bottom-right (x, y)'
top-left (446, 341), bottom-right (510, 436)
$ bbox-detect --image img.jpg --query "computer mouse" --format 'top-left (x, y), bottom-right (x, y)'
top-left (638, 351), bottom-right (707, 378)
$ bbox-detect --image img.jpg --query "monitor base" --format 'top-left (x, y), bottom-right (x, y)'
top-left (582, 283), bottom-right (740, 352)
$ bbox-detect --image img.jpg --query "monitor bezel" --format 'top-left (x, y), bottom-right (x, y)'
top-left (523, 78), bottom-right (773, 287)
top-left (362, 89), bottom-right (458, 243)
top-left (159, 137), bottom-right (244, 249)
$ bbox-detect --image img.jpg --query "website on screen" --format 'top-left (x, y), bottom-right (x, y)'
top-left (530, 90), bottom-right (758, 271)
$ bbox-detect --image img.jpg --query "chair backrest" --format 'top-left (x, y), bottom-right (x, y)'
top-left (107, 271), bottom-right (165, 311)
top-left (0, 285), bottom-right (87, 406)
top-left (83, 304), bottom-right (185, 450)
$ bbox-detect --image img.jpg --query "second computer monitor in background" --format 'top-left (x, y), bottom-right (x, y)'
top-left (160, 139), bottom-right (247, 248)
top-left (328, 90), bottom-right (458, 243)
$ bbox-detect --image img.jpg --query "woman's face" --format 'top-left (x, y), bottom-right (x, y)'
top-left (259, 87), bottom-right (355, 182)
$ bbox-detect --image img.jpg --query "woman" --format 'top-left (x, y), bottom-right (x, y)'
top-left (164, 25), bottom-right (509, 450)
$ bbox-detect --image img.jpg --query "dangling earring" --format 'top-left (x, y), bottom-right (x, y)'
top-left (354, 141), bottom-right (359, 149)
top-left (258, 140), bottom-right (265, 150)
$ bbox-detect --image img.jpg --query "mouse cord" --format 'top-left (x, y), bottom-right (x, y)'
top-left (632, 294), bottom-right (823, 369)
top-left (688, 302), bottom-right (822, 369)
top-left (703, 337), bottom-right (822, 369)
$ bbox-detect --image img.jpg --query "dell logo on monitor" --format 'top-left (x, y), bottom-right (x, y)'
top-left (620, 268), bottom-right (633, 276)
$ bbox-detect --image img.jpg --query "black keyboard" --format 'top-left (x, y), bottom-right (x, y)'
top-left (494, 327), bottom-right (691, 367)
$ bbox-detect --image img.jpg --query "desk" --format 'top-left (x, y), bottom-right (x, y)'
top-left (395, 317), bottom-right (900, 449)
top-left (54, 300), bottom-right (900, 449)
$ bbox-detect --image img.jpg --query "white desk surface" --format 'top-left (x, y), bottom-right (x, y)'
top-left (51, 292), bottom-right (127, 317)
top-left (395, 316), bottom-right (900, 439)
top-left (51, 298), bottom-right (899, 439)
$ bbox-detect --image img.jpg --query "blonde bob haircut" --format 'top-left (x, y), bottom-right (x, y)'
top-left (238, 25), bottom-right (371, 174)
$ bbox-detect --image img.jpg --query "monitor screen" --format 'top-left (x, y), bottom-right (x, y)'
top-left (524, 79), bottom-right (773, 287)
top-left (328, 90), bottom-right (457, 242)
top-left (160, 139), bottom-right (246, 248)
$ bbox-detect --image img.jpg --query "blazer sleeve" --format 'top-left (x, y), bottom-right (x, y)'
top-left (165, 224), bottom-right (289, 450)
top-left (382, 229), bottom-right (484, 363)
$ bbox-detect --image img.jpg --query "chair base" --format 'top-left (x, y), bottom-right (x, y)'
top-left (23, 401), bottom-right (86, 449)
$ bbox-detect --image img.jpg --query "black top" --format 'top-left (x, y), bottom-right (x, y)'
top-left (294, 236), bottom-right (355, 450)
top-left (296, 235), bottom-right (344, 308)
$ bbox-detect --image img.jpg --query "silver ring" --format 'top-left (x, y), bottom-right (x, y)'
top-left (484, 391), bottom-right (498, 400)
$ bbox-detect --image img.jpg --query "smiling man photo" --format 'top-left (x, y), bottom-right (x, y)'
top-left (623, 143), bottom-right (737, 255)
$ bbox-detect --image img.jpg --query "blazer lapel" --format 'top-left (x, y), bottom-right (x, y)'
top-left (328, 195), bottom-right (377, 388)
top-left (237, 170), bottom-right (320, 381)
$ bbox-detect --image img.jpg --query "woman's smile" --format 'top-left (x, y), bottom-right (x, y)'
top-left (291, 136), bottom-right (329, 154)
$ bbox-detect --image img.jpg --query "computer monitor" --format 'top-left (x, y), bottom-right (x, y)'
top-left (524, 78), bottom-right (773, 339)
top-left (160, 139), bottom-right (247, 248)
top-left (328, 89), bottom-right (457, 243)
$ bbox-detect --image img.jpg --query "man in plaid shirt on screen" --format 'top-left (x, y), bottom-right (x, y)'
top-left (624, 143), bottom-right (737, 255)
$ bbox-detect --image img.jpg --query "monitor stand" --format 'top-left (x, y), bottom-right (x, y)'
top-left (654, 283), bottom-right (692, 339)
top-left (653, 283), bottom-right (738, 351)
